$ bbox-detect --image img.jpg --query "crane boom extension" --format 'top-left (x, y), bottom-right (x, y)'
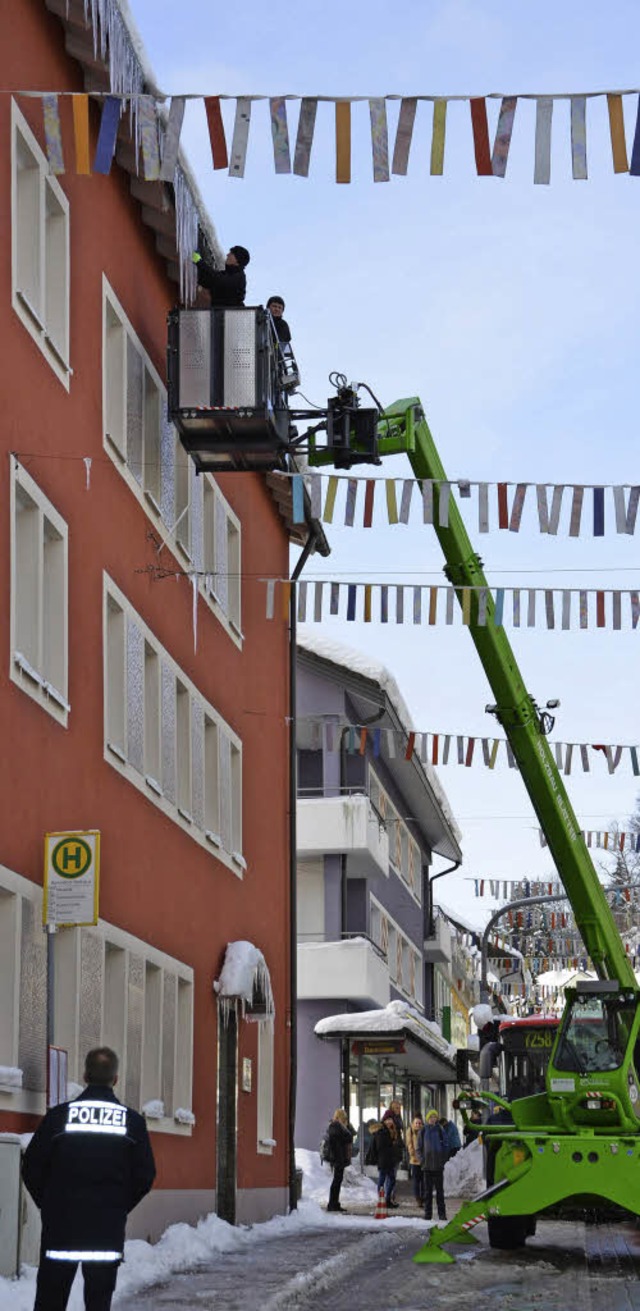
top-left (376, 398), bottom-right (634, 988)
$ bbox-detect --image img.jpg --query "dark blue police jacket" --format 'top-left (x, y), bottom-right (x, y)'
top-left (22, 1085), bottom-right (156, 1261)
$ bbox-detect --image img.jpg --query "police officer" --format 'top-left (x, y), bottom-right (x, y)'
top-left (23, 1046), bottom-right (156, 1311)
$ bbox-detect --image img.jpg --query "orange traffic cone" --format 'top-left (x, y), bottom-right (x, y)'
top-left (374, 1187), bottom-right (388, 1220)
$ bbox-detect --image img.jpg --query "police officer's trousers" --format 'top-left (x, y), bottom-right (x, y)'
top-left (34, 1256), bottom-right (119, 1310)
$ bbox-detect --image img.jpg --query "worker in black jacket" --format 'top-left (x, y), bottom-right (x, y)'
top-left (195, 244), bottom-right (250, 305)
top-left (266, 295), bottom-right (291, 344)
top-left (22, 1046), bottom-right (156, 1311)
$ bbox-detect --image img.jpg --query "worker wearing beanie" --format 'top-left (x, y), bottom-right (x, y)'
top-left (194, 243), bottom-right (250, 306)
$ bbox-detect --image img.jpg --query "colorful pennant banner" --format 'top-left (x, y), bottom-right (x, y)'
top-left (470, 876), bottom-right (640, 897)
top-left (300, 473), bottom-right (640, 537)
top-left (19, 89), bottom-right (640, 185)
top-left (267, 579), bottom-right (640, 632)
top-left (299, 717), bottom-right (640, 775)
top-left (539, 828), bottom-right (640, 851)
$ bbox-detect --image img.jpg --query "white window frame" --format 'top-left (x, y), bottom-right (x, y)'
top-left (103, 574), bottom-right (244, 876)
top-left (10, 461), bottom-right (69, 725)
top-left (257, 1019), bottom-right (275, 1154)
top-left (0, 865), bottom-right (194, 1130)
top-left (102, 280), bottom-right (243, 648)
top-left (11, 99), bottom-right (71, 388)
top-left (203, 478), bottom-right (243, 638)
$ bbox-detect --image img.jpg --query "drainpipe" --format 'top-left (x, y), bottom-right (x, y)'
top-left (424, 859), bottom-right (460, 1021)
top-left (287, 529), bottom-right (319, 1213)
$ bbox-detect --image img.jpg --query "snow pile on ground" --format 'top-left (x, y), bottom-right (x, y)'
top-left (444, 1140), bottom-right (485, 1198)
top-left (296, 1148), bottom-right (377, 1206)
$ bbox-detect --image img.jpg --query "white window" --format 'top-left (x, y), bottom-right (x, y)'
top-left (103, 575), bottom-right (244, 875)
top-left (176, 680), bottom-right (192, 819)
top-left (102, 281), bottom-right (164, 511)
top-left (141, 962), bottom-right (162, 1107)
top-left (103, 943), bottom-right (126, 1056)
top-left (257, 1020), bottom-right (275, 1153)
top-left (11, 462), bottom-right (69, 724)
top-left (203, 478), bottom-right (242, 635)
top-left (144, 642), bottom-right (161, 788)
top-left (11, 101), bottom-right (71, 386)
top-left (174, 436), bottom-right (192, 559)
top-left (0, 889), bottom-right (20, 1078)
top-left (174, 978), bottom-right (194, 1115)
top-left (103, 280), bottom-right (243, 647)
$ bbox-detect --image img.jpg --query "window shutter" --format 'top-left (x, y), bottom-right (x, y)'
top-left (191, 701), bottom-right (204, 828)
top-left (126, 338), bottom-right (143, 482)
top-left (126, 618), bottom-right (144, 773)
top-left (161, 663), bottom-right (176, 803)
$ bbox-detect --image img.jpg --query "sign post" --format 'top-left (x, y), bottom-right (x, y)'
top-left (43, 831), bottom-right (100, 1086)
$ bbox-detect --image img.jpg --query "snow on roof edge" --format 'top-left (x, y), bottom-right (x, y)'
top-left (298, 631), bottom-right (462, 846)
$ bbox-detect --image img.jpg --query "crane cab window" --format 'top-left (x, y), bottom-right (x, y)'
top-left (554, 994), bottom-right (635, 1074)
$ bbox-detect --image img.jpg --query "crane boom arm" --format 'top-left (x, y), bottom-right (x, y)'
top-left (377, 397), bottom-right (634, 987)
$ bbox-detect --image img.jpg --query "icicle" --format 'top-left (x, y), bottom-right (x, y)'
top-left (174, 167), bottom-right (199, 305)
top-left (83, 456), bottom-right (92, 490)
top-left (191, 573), bottom-right (198, 653)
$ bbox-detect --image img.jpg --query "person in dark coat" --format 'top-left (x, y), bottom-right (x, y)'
top-left (418, 1109), bottom-right (448, 1221)
top-left (266, 296), bottom-right (291, 344)
top-left (440, 1116), bottom-right (461, 1157)
top-left (22, 1046), bottom-right (156, 1311)
top-left (195, 244), bottom-right (250, 306)
top-left (326, 1108), bottom-right (354, 1212)
top-left (372, 1115), bottom-right (400, 1207)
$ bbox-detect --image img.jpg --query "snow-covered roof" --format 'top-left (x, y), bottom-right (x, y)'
top-left (315, 999), bottom-right (457, 1064)
top-left (213, 941), bottom-right (274, 1019)
top-left (297, 632), bottom-right (461, 850)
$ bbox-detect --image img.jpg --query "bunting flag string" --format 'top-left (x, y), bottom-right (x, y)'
top-left (14, 89), bottom-right (640, 185)
top-left (295, 472), bottom-right (639, 537)
top-left (297, 715), bottom-right (640, 777)
top-left (266, 578), bottom-right (640, 632)
top-left (470, 876), bottom-right (640, 898)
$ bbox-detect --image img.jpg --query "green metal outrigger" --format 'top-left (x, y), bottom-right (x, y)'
top-left (308, 396), bottom-right (640, 1262)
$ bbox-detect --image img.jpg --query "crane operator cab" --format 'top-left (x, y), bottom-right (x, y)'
top-left (546, 979), bottom-right (640, 1130)
top-left (167, 305), bottom-right (299, 473)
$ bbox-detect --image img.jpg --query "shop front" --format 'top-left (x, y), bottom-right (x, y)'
top-left (315, 1002), bottom-right (458, 1169)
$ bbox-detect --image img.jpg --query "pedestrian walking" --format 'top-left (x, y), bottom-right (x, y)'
top-left (406, 1114), bottom-right (425, 1206)
top-left (22, 1046), bottom-right (155, 1311)
top-left (418, 1109), bottom-right (448, 1222)
top-left (325, 1108), bottom-right (354, 1213)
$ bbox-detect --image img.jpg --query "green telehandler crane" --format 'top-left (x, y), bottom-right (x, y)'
top-left (308, 392), bottom-right (640, 1264)
top-left (168, 312), bottom-right (640, 1263)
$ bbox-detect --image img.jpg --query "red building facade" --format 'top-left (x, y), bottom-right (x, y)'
top-left (0, 0), bottom-right (319, 1236)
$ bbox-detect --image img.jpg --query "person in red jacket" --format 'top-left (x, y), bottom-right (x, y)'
top-left (23, 1046), bottom-right (155, 1311)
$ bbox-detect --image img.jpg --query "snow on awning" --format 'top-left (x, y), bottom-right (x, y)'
top-left (314, 999), bottom-right (458, 1082)
top-left (213, 941), bottom-right (274, 1022)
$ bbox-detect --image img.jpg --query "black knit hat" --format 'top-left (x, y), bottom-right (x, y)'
top-left (230, 244), bottom-right (250, 268)
top-left (267, 295), bottom-right (285, 309)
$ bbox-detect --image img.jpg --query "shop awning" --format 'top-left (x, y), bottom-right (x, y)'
top-left (314, 1000), bottom-right (458, 1084)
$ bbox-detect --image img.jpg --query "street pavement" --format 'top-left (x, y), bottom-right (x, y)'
top-left (118, 1192), bottom-right (640, 1311)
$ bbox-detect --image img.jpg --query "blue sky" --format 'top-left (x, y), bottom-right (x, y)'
top-left (129, 0), bottom-right (640, 925)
